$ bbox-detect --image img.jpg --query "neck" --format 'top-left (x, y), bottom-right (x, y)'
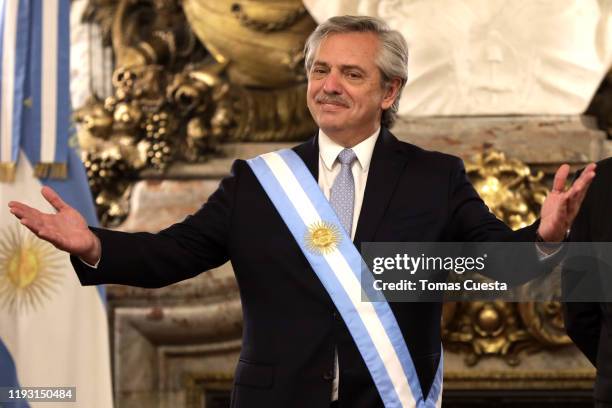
top-left (324, 125), bottom-right (379, 148)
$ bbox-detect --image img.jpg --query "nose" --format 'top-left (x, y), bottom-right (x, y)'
top-left (322, 70), bottom-right (342, 95)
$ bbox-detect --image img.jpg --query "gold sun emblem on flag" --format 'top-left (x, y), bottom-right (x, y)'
top-left (0, 223), bottom-right (63, 313)
top-left (305, 221), bottom-right (341, 255)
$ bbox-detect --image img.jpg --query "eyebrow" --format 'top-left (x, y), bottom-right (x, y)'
top-left (312, 61), bottom-right (366, 73)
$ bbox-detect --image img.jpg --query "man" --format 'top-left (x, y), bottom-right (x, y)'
top-left (9, 16), bottom-right (595, 408)
top-left (563, 157), bottom-right (612, 408)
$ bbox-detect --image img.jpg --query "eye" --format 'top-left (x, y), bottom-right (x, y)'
top-left (311, 67), bottom-right (328, 76)
top-left (346, 71), bottom-right (363, 80)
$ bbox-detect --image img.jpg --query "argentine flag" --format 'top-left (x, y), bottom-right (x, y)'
top-left (0, 0), bottom-right (113, 407)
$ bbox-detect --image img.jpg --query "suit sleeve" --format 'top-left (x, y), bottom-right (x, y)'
top-left (70, 159), bottom-right (244, 288)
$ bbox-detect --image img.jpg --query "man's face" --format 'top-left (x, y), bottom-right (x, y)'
top-left (306, 32), bottom-right (397, 139)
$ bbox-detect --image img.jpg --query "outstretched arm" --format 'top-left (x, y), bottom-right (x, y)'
top-left (8, 160), bottom-right (242, 288)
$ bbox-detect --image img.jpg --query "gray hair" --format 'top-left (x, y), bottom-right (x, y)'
top-left (304, 15), bottom-right (408, 128)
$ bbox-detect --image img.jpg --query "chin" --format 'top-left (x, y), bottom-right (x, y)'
top-left (317, 121), bottom-right (345, 133)
top-left (316, 114), bottom-right (346, 128)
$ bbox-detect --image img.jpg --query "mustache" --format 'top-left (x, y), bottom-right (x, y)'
top-left (315, 94), bottom-right (350, 107)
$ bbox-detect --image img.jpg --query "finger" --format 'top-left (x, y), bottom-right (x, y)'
top-left (9, 202), bottom-right (44, 221)
top-left (575, 163), bottom-right (597, 183)
top-left (8, 200), bottom-right (35, 211)
top-left (565, 163), bottom-right (597, 216)
top-left (41, 186), bottom-right (68, 212)
top-left (568, 163), bottom-right (597, 197)
top-left (19, 217), bottom-right (42, 235)
top-left (552, 164), bottom-right (570, 193)
top-left (581, 162), bottom-right (597, 180)
top-left (8, 201), bottom-right (30, 218)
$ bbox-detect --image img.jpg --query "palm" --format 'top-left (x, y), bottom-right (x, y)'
top-left (40, 205), bottom-right (90, 252)
top-left (8, 186), bottom-right (97, 257)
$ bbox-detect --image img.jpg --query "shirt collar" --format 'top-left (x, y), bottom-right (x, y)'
top-left (318, 128), bottom-right (380, 172)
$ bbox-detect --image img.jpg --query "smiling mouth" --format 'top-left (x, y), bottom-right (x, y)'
top-left (319, 104), bottom-right (347, 114)
top-left (318, 101), bottom-right (349, 109)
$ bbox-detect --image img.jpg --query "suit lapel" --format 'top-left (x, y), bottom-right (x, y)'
top-left (354, 129), bottom-right (408, 247)
top-left (292, 134), bottom-right (319, 180)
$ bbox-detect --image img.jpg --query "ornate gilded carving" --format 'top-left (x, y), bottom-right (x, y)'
top-left (441, 150), bottom-right (571, 366)
top-left (182, 0), bottom-right (315, 87)
top-left (77, 0), bottom-right (317, 225)
top-left (465, 150), bottom-right (548, 230)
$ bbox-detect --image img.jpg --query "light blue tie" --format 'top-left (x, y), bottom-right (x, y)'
top-left (330, 148), bottom-right (357, 235)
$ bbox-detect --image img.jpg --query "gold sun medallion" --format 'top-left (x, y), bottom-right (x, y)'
top-left (305, 221), bottom-right (341, 255)
top-left (0, 223), bottom-right (63, 313)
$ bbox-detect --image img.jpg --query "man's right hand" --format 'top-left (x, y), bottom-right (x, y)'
top-left (8, 186), bottom-right (101, 265)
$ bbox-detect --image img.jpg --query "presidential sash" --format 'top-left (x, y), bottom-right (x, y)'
top-left (247, 149), bottom-right (443, 408)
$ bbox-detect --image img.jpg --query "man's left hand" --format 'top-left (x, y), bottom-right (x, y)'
top-left (538, 163), bottom-right (597, 242)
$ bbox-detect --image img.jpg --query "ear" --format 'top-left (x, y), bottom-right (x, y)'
top-left (381, 78), bottom-right (402, 110)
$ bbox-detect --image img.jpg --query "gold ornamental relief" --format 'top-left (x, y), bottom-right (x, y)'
top-left (183, 0), bottom-right (316, 87)
top-left (78, 0), bottom-right (318, 225)
top-left (466, 150), bottom-right (548, 230)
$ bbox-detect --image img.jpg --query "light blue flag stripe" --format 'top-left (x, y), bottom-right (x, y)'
top-left (21, 0), bottom-right (41, 166)
top-left (12, 0), bottom-right (28, 164)
top-left (0, 341), bottom-right (30, 408)
top-left (54, 0), bottom-right (70, 164)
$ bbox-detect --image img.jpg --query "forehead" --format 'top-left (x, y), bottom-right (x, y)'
top-left (313, 32), bottom-right (380, 68)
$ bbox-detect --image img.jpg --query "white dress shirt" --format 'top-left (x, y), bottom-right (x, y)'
top-left (317, 128), bottom-right (380, 401)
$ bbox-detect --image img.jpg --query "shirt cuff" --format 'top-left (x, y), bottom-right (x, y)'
top-left (535, 241), bottom-right (563, 260)
top-left (79, 253), bottom-right (101, 269)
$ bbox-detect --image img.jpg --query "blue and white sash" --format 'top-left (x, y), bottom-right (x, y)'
top-left (248, 149), bottom-right (443, 408)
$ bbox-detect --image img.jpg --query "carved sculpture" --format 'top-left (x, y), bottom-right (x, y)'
top-left (77, 0), bottom-right (316, 225)
top-left (304, 0), bottom-right (612, 116)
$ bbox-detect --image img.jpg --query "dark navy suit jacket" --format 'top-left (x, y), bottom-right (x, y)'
top-left (72, 128), bottom-right (538, 407)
